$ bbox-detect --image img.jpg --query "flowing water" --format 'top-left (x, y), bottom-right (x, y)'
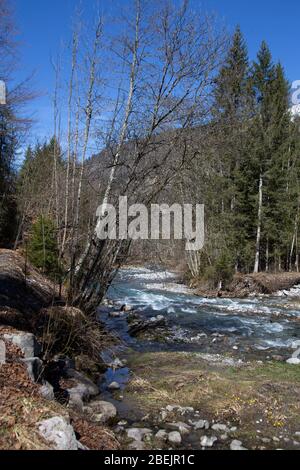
top-left (99, 266), bottom-right (300, 355)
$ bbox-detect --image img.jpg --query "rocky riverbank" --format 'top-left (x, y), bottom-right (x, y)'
top-left (95, 267), bottom-right (300, 451)
top-left (192, 272), bottom-right (300, 298)
top-left (0, 250), bottom-right (119, 450)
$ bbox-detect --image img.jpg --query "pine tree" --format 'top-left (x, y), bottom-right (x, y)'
top-left (0, 105), bottom-right (18, 247)
top-left (212, 26), bottom-right (253, 271)
top-left (27, 215), bottom-right (62, 280)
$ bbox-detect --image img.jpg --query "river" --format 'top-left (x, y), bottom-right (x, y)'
top-left (99, 266), bottom-right (300, 356)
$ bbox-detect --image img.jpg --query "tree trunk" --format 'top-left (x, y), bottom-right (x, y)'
top-left (254, 172), bottom-right (263, 274)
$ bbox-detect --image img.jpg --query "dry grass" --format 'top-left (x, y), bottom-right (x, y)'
top-left (124, 351), bottom-right (300, 446)
top-left (37, 306), bottom-right (113, 362)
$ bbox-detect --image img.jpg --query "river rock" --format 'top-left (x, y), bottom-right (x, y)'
top-left (39, 381), bottom-right (55, 401)
top-left (212, 423), bottom-right (229, 432)
top-left (65, 369), bottom-right (99, 401)
top-left (108, 381), bottom-right (121, 391)
top-left (109, 311), bottom-right (122, 318)
top-left (193, 419), bottom-right (210, 430)
top-left (166, 405), bottom-right (176, 412)
top-left (168, 431), bottom-right (182, 445)
top-left (110, 358), bottom-right (126, 369)
top-left (155, 430), bottom-right (168, 441)
top-left (292, 347), bottom-right (300, 358)
top-left (128, 441), bottom-right (146, 450)
top-left (230, 439), bottom-right (247, 450)
top-left (168, 422), bottom-right (191, 435)
top-left (85, 400), bottom-right (117, 424)
top-left (68, 392), bottom-right (84, 412)
top-left (127, 428), bottom-right (152, 442)
top-left (121, 305), bottom-right (133, 312)
top-left (286, 358), bottom-right (300, 365)
top-left (37, 416), bottom-right (78, 450)
top-left (201, 436), bottom-right (217, 447)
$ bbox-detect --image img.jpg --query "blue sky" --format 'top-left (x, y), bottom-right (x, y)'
top-left (13, 0), bottom-right (300, 145)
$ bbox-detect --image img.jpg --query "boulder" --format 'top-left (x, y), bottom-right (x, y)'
top-left (65, 369), bottom-right (99, 401)
top-left (3, 332), bottom-right (39, 358)
top-left (39, 381), bottom-right (55, 401)
top-left (21, 357), bottom-right (43, 382)
top-left (84, 400), bottom-right (117, 424)
top-left (37, 416), bottom-right (78, 450)
top-left (0, 340), bottom-right (5, 365)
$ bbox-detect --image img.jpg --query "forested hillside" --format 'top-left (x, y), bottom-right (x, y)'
top-left (1, 0), bottom-right (300, 305)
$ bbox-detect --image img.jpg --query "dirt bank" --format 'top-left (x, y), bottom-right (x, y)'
top-left (194, 272), bottom-right (300, 298)
top-left (0, 249), bottom-right (118, 451)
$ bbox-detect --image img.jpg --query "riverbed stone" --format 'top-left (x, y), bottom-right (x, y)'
top-left (286, 358), bottom-right (300, 365)
top-left (109, 311), bottom-right (122, 318)
top-left (37, 416), bottom-right (78, 450)
top-left (65, 369), bottom-right (99, 400)
top-left (168, 431), bottom-right (182, 445)
top-left (168, 422), bottom-right (191, 435)
top-left (127, 428), bottom-right (152, 442)
top-left (155, 430), bottom-right (168, 441)
top-left (212, 423), bottom-right (229, 432)
top-left (230, 439), bottom-right (247, 450)
top-left (128, 440), bottom-right (146, 450)
top-left (193, 419), bottom-right (210, 430)
top-left (108, 381), bottom-right (121, 390)
top-left (85, 400), bottom-right (117, 424)
top-left (39, 381), bottom-right (55, 401)
top-left (201, 435), bottom-right (217, 447)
